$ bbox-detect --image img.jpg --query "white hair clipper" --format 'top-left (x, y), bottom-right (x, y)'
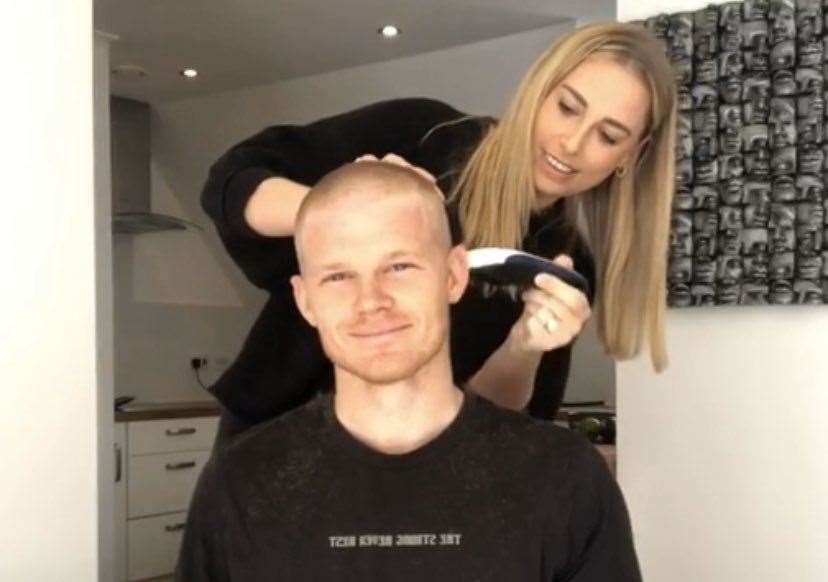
top-left (467, 247), bottom-right (589, 294)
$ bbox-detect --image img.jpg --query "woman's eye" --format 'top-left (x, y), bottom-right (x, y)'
top-left (599, 131), bottom-right (619, 145)
top-left (559, 101), bottom-right (576, 115)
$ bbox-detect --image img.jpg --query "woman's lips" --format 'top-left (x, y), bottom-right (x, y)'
top-left (540, 151), bottom-right (578, 179)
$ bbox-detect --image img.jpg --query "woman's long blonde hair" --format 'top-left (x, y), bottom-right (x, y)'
top-left (451, 22), bottom-right (676, 372)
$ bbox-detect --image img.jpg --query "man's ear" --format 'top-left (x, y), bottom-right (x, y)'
top-left (290, 274), bottom-right (317, 328)
top-left (446, 244), bottom-right (469, 304)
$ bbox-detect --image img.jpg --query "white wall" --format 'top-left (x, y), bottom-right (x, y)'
top-left (121, 21), bottom-right (614, 404)
top-left (0, 2), bottom-right (100, 580)
top-left (616, 2), bottom-right (828, 581)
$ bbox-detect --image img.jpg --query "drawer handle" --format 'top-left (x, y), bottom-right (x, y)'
top-left (166, 427), bottom-right (196, 436)
top-left (165, 461), bottom-right (197, 471)
top-left (165, 523), bottom-right (186, 533)
top-left (114, 443), bottom-right (122, 483)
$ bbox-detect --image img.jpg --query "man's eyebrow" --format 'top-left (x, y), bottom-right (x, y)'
top-left (318, 261), bottom-right (350, 272)
top-left (316, 250), bottom-right (419, 272)
top-left (561, 85), bottom-right (633, 136)
top-left (385, 250), bottom-right (418, 260)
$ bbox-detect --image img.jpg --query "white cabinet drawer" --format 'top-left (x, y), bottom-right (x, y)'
top-left (127, 512), bottom-right (187, 581)
top-left (128, 417), bottom-right (218, 456)
top-left (128, 451), bottom-right (210, 518)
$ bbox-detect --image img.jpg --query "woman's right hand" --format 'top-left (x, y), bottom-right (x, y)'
top-left (354, 153), bottom-right (439, 192)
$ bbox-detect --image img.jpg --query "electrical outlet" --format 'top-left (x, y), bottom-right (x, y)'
top-left (190, 355), bottom-right (208, 370)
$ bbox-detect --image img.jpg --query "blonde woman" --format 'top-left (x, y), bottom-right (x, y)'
top-left (202, 22), bottom-right (676, 440)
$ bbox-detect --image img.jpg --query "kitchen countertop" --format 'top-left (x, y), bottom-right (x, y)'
top-left (114, 400), bottom-right (617, 475)
top-left (115, 400), bottom-right (221, 422)
top-left (594, 443), bottom-right (616, 477)
top-left (554, 410), bottom-right (616, 477)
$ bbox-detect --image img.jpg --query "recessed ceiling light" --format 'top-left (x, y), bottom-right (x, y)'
top-left (180, 68), bottom-right (199, 79)
top-left (379, 25), bottom-right (400, 38)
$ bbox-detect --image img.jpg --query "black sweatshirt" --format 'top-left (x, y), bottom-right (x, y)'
top-left (176, 393), bottom-right (641, 582)
top-left (201, 98), bottom-right (597, 431)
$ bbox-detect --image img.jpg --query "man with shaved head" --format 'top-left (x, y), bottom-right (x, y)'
top-left (176, 162), bottom-right (640, 582)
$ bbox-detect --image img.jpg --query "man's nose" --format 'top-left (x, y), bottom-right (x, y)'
top-left (355, 277), bottom-right (392, 313)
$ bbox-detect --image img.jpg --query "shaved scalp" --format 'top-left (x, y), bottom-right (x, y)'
top-left (294, 161), bottom-right (451, 264)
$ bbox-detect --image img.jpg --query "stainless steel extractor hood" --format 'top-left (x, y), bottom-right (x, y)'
top-left (111, 212), bottom-right (202, 234)
top-left (110, 96), bottom-right (202, 234)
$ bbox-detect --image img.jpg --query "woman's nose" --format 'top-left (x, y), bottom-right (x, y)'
top-left (561, 124), bottom-right (588, 155)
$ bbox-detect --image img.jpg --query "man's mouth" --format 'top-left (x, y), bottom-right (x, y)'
top-left (542, 151), bottom-right (578, 176)
top-left (350, 324), bottom-right (411, 339)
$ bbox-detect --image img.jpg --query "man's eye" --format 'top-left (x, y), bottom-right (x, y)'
top-left (389, 263), bottom-right (415, 273)
top-left (322, 272), bottom-right (349, 283)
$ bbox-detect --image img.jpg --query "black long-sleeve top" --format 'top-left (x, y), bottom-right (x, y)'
top-left (201, 98), bottom-right (596, 430)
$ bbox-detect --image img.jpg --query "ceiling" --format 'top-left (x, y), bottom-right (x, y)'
top-left (95, 0), bottom-right (614, 104)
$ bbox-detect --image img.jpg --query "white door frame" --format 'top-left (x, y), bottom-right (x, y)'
top-left (0, 3), bottom-right (112, 580)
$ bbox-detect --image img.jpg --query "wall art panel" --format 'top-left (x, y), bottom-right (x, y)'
top-left (636, 0), bottom-right (828, 306)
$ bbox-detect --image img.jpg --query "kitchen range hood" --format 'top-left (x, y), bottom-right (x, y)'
top-left (110, 96), bottom-right (202, 234)
top-left (112, 211), bottom-right (202, 234)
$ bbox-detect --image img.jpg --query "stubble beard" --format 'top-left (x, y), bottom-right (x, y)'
top-left (329, 328), bottom-right (448, 387)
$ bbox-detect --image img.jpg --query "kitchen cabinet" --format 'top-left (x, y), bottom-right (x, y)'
top-left (114, 407), bottom-right (219, 581)
top-left (114, 423), bottom-right (128, 582)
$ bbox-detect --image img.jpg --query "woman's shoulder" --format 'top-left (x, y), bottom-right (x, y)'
top-left (307, 97), bottom-right (469, 131)
top-left (413, 103), bottom-right (495, 192)
top-left (233, 98), bottom-right (473, 152)
top-left (373, 98), bottom-right (496, 156)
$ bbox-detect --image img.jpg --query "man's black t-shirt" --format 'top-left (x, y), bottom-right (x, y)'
top-left (176, 393), bottom-right (641, 581)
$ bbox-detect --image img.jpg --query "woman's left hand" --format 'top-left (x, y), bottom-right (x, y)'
top-left (508, 255), bottom-right (592, 353)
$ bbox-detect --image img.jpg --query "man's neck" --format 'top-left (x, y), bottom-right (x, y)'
top-left (333, 354), bottom-right (464, 455)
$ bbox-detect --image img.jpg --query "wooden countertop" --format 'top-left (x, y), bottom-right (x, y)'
top-left (555, 405), bottom-right (616, 477)
top-left (114, 401), bottom-right (616, 475)
top-left (115, 400), bottom-right (221, 422)
top-left (594, 443), bottom-right (616, 477)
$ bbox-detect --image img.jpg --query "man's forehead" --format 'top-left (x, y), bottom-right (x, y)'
top-left (323, 184), bottom-right (428, 210)
top-left (299, 195), bottom-right (435, 261)
top-left (304, 189), bottom-right (434, 232)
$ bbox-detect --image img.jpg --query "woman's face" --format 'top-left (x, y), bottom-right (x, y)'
top-left (532, 55), bottom-right (652, 205)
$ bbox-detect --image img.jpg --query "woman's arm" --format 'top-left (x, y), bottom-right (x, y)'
top-left (244, 154), bottom-right (436, 237)
top-left (465, 330), bottom-right (544, 410)
top-left (201, 98), bottom-right (467, 290)
top-left (244, 176), bottom-right (310, 237)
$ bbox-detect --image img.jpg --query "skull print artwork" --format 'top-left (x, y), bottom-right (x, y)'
top-left (656, 2), bottom-right (827, 306)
